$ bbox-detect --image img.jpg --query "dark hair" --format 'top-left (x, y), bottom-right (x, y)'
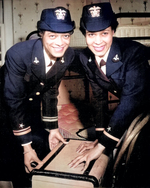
top-left (26, 30), bottom-right (39, 40)
top-left (79, 19), bottom-right (119, 36)
top-left (38, 29), bottom-right (74, 37)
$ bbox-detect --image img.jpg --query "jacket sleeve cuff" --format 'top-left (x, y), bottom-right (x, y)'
top-left (98, 130), bottom-right (119, 156)
top-left (15, 132), bottom-right (32, 145)
top-left (43, 120), bottom-right (58, 130)
top-left (95, 127), bottom-right (104, 139)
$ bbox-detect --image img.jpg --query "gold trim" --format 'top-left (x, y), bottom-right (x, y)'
top-left (42, 116), bottom-right (58, 122)
top-left (95, 128), bottom-right (105, 131)
top-left (13, 126), bottom-right (31, 136)
top-left (103, 130), bottom-right (119, 142)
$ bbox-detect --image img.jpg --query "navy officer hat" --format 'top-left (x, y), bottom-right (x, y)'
top-left (80, 2), bottom-right (117, 33)
top-left (37, 7), bottom-right (75, 33)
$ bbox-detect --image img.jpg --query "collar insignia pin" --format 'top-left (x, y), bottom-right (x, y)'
top-left (33, 57), bottom-right (39, 64)
top-left (61, 57), bottom-right (65, 63)
top-left (89, 57), bottom-right (92, 62)
top-left (55, 9), bottom-right (66, 20)
top-left (107, 126), bottom-right (111, 132)
top-left (112, 54), bottom-right (120, 62)
top-left (89, 6), bottom-right (101, 17)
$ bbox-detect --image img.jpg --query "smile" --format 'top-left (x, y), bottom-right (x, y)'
top-left (93, 45), bottom-right (105, 52)
top-left (53, 47), bottom-right (64, 52)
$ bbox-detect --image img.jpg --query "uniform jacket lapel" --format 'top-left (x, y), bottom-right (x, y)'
top-left (31, 40), bottom-right (74, 87)
top-left (84, 40), bottom-right (122, 97)
top-left (86, 48), bottom-right (110, 83)
top-left (46, 59), bottom-right (66, 79)
top-left (106, 38), bottom-right (123, 77)
top-left (45, 47), bottom-right (74, 83)
top-left (31, 39), bottom-right (45, 81)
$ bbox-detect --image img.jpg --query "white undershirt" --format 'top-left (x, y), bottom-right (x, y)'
top-left (43, 48), bottom-right (55, 73)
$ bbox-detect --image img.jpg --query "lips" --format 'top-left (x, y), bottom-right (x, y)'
top-left (53, 47), bottom-right (64, 52)
top-left (93, 45), bottom-right (105, 52)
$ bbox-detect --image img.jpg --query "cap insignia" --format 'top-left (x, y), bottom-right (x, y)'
top-left (55, 9), bottom-right (66, 20)
top-left (89, 6), bottom-right (101, 17)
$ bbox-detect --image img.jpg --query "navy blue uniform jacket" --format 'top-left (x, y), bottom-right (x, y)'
top-left (4, 38), bottom-right (75, 145)
top-left (79, 37), bottom-right (150, 149)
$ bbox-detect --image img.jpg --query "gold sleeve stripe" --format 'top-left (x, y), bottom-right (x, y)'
top-left (42, 116), bottom-right (58, 122)
top-left (95, 128), bottom-right (105, 131)
top-left (13, 126), bottom-right (31, 136)
top-left (21, 141), bottom-right (32, 146)
top-left (103, 130), bottom-right (119, 142)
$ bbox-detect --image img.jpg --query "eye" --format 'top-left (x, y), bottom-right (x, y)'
top-left (63, 34), bottom-right (70, 39)
top-left (49, 35), bottom-right (56, 39)
top-left (88, 33), bottom-right (95, 37)
top-left (102, 31), bottom-right (108, 36)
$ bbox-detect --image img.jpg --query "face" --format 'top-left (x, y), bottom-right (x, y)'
top-left (85, 27), bottom-right (114, 58)
top-left (41, 31), bottom-right (71, 61)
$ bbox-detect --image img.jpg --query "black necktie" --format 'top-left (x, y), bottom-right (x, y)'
top-left (47, 61), bottom-right (53, 67)
top-left (100, 59), bottom-right (106, 68)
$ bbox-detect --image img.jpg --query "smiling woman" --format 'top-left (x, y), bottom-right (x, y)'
top-left (40, 31), bottom-right (72, 61)
top-left (85, 27), bottom-right (114, 58)
top-left (68, 3), bottom-right (150, 188)
top-left (1, 6), bottom-right (76, 188)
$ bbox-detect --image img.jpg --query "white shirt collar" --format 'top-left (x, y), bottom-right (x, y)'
top-left (95, 48), bottom-right (110, 65)
top-left (43, 48), bottom-right (55, 73)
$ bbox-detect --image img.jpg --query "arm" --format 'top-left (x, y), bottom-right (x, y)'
top-left (49, 129), bottom-right (68, 150)
top-left (4, 49), bottom-right (32, 144)
top-left (100, 46), bottom-right (150, 152)
top-left (4, 49), bottom-right (42, 171)
top-left (41, 81), bottom-right (68, 150)
top-left (23, 143), bottom-right (43, 172)
top-left (69, 143), bottom-right (105, 171)
top-left (75, 46), bottom-right (150, 163)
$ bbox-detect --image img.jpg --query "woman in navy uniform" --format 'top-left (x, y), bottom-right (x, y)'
top-left (69, 3), bottom-right (150, 187)
top-left (3, 7), bottom-right (75, 187)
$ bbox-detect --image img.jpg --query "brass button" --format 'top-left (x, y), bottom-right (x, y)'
top-left (36, 92), bottom-right (40, 95)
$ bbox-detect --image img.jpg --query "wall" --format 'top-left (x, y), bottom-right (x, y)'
top-left (11, 0), bottom-right (150, 45)
top-left (12, 0), bottom-right (87, 46)
top-left (1, 0), bottom-right (150, 63)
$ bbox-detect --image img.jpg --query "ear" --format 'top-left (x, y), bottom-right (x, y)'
top-left (39, 30), bottom-right (45, 37)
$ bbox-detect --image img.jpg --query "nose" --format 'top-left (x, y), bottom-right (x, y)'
top-left (55, 36), bottom-right (64, 46)
top-left (95, 34), bottom-right (102, 45)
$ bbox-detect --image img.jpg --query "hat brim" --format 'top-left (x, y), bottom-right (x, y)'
top-left (37, 21), bottom-right (75, 33)
top-left (84, 18), bottom-right (112, 32)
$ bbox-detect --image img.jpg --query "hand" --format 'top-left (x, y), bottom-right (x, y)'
top-left (49, 128), bottom-right (68, 150)
top-left (23, 144), bottom-right (43, 173)
top-left (76, 139), bottom-right (98, 154)
top-left (68, 143), bottom-right (105, 172)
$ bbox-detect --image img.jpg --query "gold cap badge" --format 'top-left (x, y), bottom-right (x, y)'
top-left (55, 9), bottom-right (66, 20)
top-left (89, 6), bottom-right (101, 17)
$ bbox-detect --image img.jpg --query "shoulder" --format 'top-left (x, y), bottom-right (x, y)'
top-left (114, 37), bottom-right (146, 53)
top-left (79, 47), bottom-right (94, 64)
top-left (64, 47), bottom-right (75, 62)
top-left (113, 38), bottom-right (148, 68)
top-left (66, 47), bottom-right (75, 55)
top-left (5, 39), bottom-right (42, 69)
top-left (6, 39), bottom-right (42, 56)
top-left (113, 37), bottom-right (148, 63)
